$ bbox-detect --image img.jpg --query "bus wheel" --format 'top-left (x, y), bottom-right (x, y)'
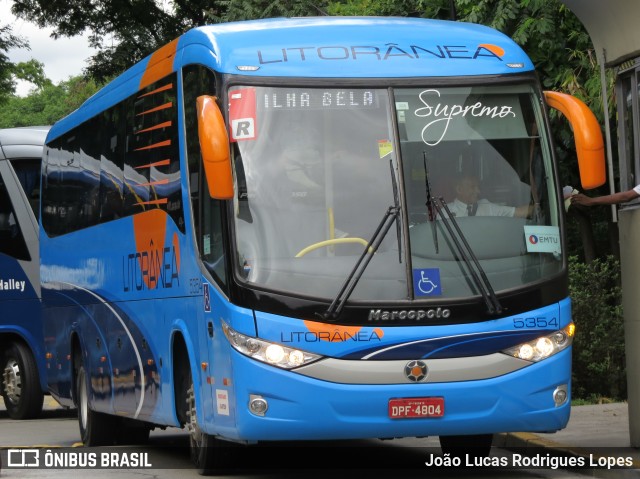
top-left (76, 365), bottom-right (116, 446)
top-left (1, 342), bottom-right (43, 419)
top-left (186, 376), bottom-right (228, 475)
top-left (439, 434), bottom-right (493, 459)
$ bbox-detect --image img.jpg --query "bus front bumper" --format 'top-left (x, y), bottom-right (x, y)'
top-left (206, 348), bottom-right (571, 442)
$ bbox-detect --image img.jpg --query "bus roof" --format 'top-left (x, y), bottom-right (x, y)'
top-left (49, 17), bottom-right (533, 142)
top-left (184, 17), bottom-right (533, 77)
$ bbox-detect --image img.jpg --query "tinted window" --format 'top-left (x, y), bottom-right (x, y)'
top-left (42, 73), bottom-right (183, 236)
top-left (9, 159), bottom-right (41, 219)
top-left (182, 64), bottom-right (228, 289)
top-left (0, 173), bottom-right (30, 260)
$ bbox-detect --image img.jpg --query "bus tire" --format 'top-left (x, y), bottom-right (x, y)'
top-left (76, 364), bottom-right (117, 446)
top-left (186, 373), bottom-right (230, 475)
top-left (439, 433), bottom-right (493, 459)
top-left (1, 341), bottom-right (44, 419)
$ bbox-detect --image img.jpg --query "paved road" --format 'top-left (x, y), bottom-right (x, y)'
top-left (0, 399), bottom-right (599, 479)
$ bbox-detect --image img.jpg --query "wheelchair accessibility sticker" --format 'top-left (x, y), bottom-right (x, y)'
top-left (413, 268), bottom-right (442, 297)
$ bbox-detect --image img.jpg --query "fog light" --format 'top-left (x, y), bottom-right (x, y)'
top-left (553, 385), bottom-right (568, 407)
top-left (249, 395), bottom-right (268, 416)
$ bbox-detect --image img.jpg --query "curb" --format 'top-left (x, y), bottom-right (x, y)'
top-left (496, 432), bottom-right (640, 479)
top-left (44, 396), bottom-right (61, 410)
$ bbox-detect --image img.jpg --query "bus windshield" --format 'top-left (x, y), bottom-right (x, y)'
top-left (231, 83), bottom-right (561, 302)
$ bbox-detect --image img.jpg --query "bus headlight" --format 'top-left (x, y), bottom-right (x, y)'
top-left (502, 323), bottom-right (575, 362)
top-left (222, 321), bottom-right (323, 369)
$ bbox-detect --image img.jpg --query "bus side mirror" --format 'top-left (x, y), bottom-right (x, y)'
top-left (197, 95), bottom-right (234, 199)
top-left (543, 91), bottom-right (606, 190)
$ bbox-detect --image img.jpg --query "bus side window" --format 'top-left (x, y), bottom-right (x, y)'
top-left (200, 180), bottom-right (227, 287)
top-left (9, 159), bottom-right (41, 220)
top-left (183, 64), bottom-right (228, 290)
top-left (0, 174), bottom-right (30, 261)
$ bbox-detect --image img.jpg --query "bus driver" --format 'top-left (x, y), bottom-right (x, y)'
top-left (448, 173), bottom-right (533, 218)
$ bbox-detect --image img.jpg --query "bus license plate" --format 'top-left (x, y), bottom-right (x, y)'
top-left (388, 397), bottom-right (444, 419)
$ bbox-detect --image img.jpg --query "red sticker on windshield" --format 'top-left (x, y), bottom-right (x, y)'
top-left (229, 88), bottom-right (257, 142)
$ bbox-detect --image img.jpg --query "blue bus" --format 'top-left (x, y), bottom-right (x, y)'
top-left (40, 17), bottom-right (605, 470)
top-left (0, 126), bottom-right (50, 419)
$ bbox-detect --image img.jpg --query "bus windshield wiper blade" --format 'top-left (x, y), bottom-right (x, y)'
top-left (423, 152), bottom-right (438, 253)
top-left (431, 197), bottom-right (503, 315)
top-left (318, 160), bottom-right (401, 321)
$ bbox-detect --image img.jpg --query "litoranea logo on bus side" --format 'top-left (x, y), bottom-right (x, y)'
top-left (122, 209), bottom-right (181, 292)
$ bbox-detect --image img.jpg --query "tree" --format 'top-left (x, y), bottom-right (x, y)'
top-left (0, 75), bottom-right (101, 128)
top-left (326, 0), bottom-right (454, 18)
top-left (569, 255), bottom-right (625, 400)
top-left (13, 59), bottom-right (53, 90)
top-left (222, 0), bottom-right (327, 21)
top-left (11, 0), bottom-right (186, 81)
top-left (11, 0), bottom-right (326, 81)
top-left (451, 0), bottom-right (613, 261)
top-left (0, 24), bottom-right (29, 102)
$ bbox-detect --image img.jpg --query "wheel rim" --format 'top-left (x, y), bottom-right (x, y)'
top-left (2, 358), bottom-right (22, 405)
top-left (186, 384), bottom-right (204, 449)
top-left (78, 370), bottom-right (88, 430)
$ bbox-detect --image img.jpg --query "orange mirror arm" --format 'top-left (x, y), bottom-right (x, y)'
top-left (196, 95), bottom-right (234, 199)
top-left (544, 91), bottom-right (606, 190)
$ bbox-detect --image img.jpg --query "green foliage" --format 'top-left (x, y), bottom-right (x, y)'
top-left (451, 0), bottom-right (617, 260)
top-left (221, 0), bottom-right (327, 21)
top-left (13, 59), bottom-right (53, 89)
top-left (11, 0), bottom-right (186, 81)
top-left (0, 24), bottom-right (29, 102)
top-left (569, 255), bottom-right (626, 400)
top-left (326, 0), bottom-right (448, 17)
top-left (456, 0), bottom-right (601, 98)
top-left (0, 76), bottom-right (101, 128)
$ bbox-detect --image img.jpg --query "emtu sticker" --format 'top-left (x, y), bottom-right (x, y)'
top-left (413, 268), bottom-right (442, 297)
top-left (524, 225), bottom-right (560, 255)
top-left (229, 88), bottom-right (257, 142)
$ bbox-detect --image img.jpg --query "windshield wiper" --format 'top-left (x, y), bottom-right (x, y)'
top-left (420, 154), bottom-right (501, 315)
top-left (431, 197), bottom-right (503, 315)
top-left (423, 152), bottom-right (439, 253)
top-left (318, 159), bottom-right (401, 321)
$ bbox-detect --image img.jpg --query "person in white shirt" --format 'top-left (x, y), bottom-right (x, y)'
top-left (448, 174), bottom-right (532, 218)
